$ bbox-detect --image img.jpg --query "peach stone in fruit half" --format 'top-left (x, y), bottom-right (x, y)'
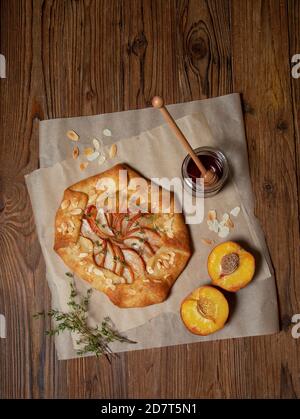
top-left (180, 286), bottom-right (229, 336)
top-left (208, 241), bottom-right (255, 292)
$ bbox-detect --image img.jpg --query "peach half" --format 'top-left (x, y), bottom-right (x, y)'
top-left (208, 241), bottom-right (255, 292)
top-left (180, 286), bottom-right (229, 336)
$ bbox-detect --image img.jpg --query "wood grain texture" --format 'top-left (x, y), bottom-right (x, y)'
top-left (231, 0), bottom-right (300, 399)
top-left (0, 0), bottom-right (299, 399)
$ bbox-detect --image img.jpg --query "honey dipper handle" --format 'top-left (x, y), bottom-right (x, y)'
top-left (151, 96), bottom-right (207, 176)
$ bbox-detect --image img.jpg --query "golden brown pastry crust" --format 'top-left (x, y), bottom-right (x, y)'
top-left (54, 163), bottom-right (191, 308)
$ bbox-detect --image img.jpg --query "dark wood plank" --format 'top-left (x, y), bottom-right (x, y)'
top-left (288, 0), bottom-right (300, 208)
top-left (231, 0), bottom-right (300, 398)
top-left (0, 0), bottom-right (58, 399)
top-left (0, 0), bottom-right (299, 399)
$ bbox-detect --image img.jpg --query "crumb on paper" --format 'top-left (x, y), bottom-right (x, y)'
top-left (72, 146), bottom-right (79, 160)
top-left (84, 147), bottom-right (94, 156)
top-left (80, 162), bottom-right (89, 171)
top-left (66, 130), bottom-right (79, 141)
top-left (201, 238), bottom-right (215, 246)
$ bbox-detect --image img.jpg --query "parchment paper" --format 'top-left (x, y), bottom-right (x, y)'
top-left (26, 94), bottom-right (279, 360)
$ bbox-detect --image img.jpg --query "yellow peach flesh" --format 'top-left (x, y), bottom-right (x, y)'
top-left (208, 241), bottom-right (255, 292)
top-left (180, 286), bottom-right (229, 336)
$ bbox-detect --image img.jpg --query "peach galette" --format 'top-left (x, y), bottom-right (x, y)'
top-left (54, 164), bottom-right (191, 308)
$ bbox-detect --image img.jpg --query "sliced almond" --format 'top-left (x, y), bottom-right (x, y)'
top-left (98, 154), bottom-right (106, 166)
top-left (109, 143), bottom-right (117, 159)
top-left (87, 265), bottom-right (94, 274)
top-left (70, 208), bottom-right (82, 215)
top-left (112, 277), bottom-right (122, 285)
top-left (222, 213), bottom-right (230, 222)
top-left (61, 222), bottom-right (67, 233)
top-left (103, 128), bottom-right (112, 137)
top-left (79, 253), bottom-right (88, 258)
top-left (66, 130), bottom-right (79, 141)
top-left (207, 209), bottom-right (217, 222)
top-left (156, 260), bottom-right (163, 270)
top-left (72, 146), bottom-right (79, 160)
top-left (61, 199), bottom-right (70, 210)
top-left (57, 227), bottom-right (62, 233)
top-left (105, 278), bottom-right (113, 286)
top-left (207, 219), bottom-right (219, 233)
top-left (92, 138), bottom-right (101, 151)
top-left (88, 193), bottom-right (97, 204)
top-left (219, 213), bottom-right (229, 229)
top-left (87, 151), bottom-right (100, 162)
top-left (80, 162), bottom-right (89, 171)
top-left (93, 268), bottom-right (104, 276)
top-left (230, 206), bottom-right (240, 217)
top-left (169, 257), bottom-right (175, 266)
top-left (225, 217), bottom-right (234, 229)
top-left (68, 220), bottom-right (75, 229)
top-left (71, 198), bottom-right (78, 208)
top-left (146, 266), bottom-right (154, 274)
top-left (67, 226), bottom-right (74, 234)
top-left (162, 260), bottom-right (169, 269)
top-left (218, 226), bottom-right (230, 238)
top-left (128, 289), bottom-right (136, 295)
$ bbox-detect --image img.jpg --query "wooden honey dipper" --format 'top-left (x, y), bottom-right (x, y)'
top-left (152, 96), bottom-right (219, 187)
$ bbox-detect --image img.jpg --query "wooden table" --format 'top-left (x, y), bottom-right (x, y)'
top-left (1, 0), bottom-right (299, 399)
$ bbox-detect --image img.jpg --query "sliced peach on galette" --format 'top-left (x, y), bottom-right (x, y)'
top-left (207, 241), bottom-right (255, 292)
top-left (180, 286), bottom-right (229, 336)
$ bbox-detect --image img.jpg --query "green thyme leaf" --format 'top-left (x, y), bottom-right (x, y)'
top-left (34, 282), bottom-right (136, 360)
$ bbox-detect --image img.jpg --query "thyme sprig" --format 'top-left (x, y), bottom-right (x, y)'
top-left (34, 273), bottom-right (136, 359)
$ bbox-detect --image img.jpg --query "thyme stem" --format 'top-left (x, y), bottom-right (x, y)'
top-left (34, 274), bottom-right (136, 360)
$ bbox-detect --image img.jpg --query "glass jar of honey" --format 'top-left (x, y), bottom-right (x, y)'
top-left (181, 147), bottom-right (229, 197)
